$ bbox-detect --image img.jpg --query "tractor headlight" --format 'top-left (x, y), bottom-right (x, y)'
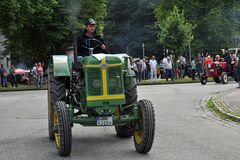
top-left (92, 79), bottom-right (101, 88)
top-left (109, 78), bottom-right (117, 88)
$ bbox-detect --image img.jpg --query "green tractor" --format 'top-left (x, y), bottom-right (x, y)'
top-left (47, 40), bottom-right (155, 156)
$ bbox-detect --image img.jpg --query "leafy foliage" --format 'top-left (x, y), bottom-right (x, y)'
top-left (155, 6), bottom-right (194, 63)
top-left (0, 0), bottom-right (107, 65)
top-left (104, 0), bottom-right (162, 58)
top-left (155, 0), bottom-right (240, 54)
top-left (1, 0), bottom-right (240, 64)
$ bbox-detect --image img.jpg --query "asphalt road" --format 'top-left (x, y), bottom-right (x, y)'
top-left (0, 82), bottom-right (240, 160)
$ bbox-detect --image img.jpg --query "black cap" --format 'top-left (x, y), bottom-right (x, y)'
top-left (86, 18), bottom-right (96, 26)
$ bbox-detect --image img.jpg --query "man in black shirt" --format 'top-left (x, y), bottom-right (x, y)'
top-left (77, 18), bottom-right (106, 57)
top-left (223, 48), bottom-right (232, 64)
top-left (223, 47), bottom-right (232, 72)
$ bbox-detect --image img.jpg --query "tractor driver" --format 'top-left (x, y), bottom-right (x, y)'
top-left (77, 18), bottom-right (106, 57)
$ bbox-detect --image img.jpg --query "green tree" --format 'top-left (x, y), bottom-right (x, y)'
top-left (155, 0), bottom-right (240, 54)
top-left (0, 0), bottom-right (107, 65)
top-left (104, 0), bottom-right (162, 58)
top-left (155, 6), bottom-right (194, 63)
top-left (65, 0), bottom-right (107, 35)
top-left (0, 0), bottom-right (69, 64)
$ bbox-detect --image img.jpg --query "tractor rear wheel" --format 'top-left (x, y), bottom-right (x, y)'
top-left (200, 74), bottom-right (207, 85)
top-left (48, 65), bottom-right (66, 140)
top-left (125, 71), bottom-right (137, 105)
top-left (115, 125), bottom-right (134, 138)
top-left (53, 101), bottom-right (72, 156)
top-left (134, 99), bottom-right (155, 154)
top-left (115, 71), bottom-right (137, 138)
top-left (221, 72), bottom-right (228, 84)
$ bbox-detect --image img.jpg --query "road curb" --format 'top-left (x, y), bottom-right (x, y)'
top-left (0, 88), bottom-right (47, 92)
top-left (137, 81), bottom-right (200, 86)
top-left (211, 90), bottom-right (240, 122)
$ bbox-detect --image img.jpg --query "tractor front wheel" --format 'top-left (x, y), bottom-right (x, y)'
top-left (134, 99), bottom-right (155, 154)
top-left (200, 74), bottom-right (207, 85)
top-left (53, 101), bottom-right (72, 156)
top-left (221, 72), bottom-right (228, 84)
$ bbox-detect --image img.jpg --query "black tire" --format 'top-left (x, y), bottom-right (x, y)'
top-left (125, 70), bottom-right (138, 105)
top-left (48, 65), bottom-right (66, 140)
top-left (54, 101), bottom-right (72, 156)
top-left (233, 72), bottom-right (238, 82)
top-left (115, 125), bottom-right (134, 138)
top-left (200, 74), bottom-right (207, 85)
top-left (221, 72), bottom-right (228, 84)
top-left (115, 71), bottom-right (137, 138)
top-left (134, 99), bottom-right (155, 154)
top-left (213, 77), bottom-right (221, 83)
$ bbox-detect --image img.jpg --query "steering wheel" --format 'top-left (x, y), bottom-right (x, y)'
top-left (81, 38), bottom-right (103, 55)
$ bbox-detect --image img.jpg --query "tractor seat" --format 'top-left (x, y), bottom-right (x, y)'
top-left (73, 61), bottom-right (82, 72)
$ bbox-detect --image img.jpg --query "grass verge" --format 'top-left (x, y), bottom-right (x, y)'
top-left (138, 77), bottom-right (207, 85)
top-left (207, 98), bottom-right (240, 124)
top-left (0, 84), bottom-right (47, 92)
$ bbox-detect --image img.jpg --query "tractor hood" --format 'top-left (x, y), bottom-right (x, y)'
top-left (82, 54), bottom-right (124, 67)
top-left (81, 54), bottom-right (126, 107)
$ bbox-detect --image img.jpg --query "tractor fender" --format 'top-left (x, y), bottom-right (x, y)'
top-left (52, 55), bottom-right (71, 77)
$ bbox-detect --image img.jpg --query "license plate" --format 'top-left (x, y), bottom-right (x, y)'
top-left (210, 69), bottom-right (214, 72)
top-left (96, 117), bottom-right (113, 126)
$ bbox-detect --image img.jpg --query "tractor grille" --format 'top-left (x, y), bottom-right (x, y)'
top-left (108, 67), bottom-right (122, 94)
top-left (87, 68), bottom-right (102, 96)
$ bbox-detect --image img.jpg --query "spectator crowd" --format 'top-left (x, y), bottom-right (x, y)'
top-left (130, 47), bottom-right (240, 88)
top-left (0, 62), bottom-right (48, 88)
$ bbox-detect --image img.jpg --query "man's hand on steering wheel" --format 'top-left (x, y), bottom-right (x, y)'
top-left (82, 38), bottom-right (105, 51)
top-left (100, 43), bottom-right (106, 50)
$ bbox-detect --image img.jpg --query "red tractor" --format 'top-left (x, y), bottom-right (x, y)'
top-left (200, 60), bottom-right (233, 85)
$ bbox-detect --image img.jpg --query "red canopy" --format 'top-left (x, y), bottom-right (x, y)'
top-left (15, 68), bottom-right (30, 75)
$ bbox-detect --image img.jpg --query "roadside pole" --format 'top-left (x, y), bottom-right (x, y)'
top-left (142, 43), bottom-right (145, 80)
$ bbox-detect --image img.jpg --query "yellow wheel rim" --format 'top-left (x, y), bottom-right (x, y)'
top-left (134, 109), bottom-right (143, 144)
top-left (53, 111), bottom-right (60, 149)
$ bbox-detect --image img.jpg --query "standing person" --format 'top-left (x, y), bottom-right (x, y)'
top-left (149, 56), bottom-right (157, 82)
top-left (235, 50), bottom-right (240, 88)
top-left (178, 56), bottom-right (185, 79)
top-left (0, 64), bottom-right (8, 87)
top-left (142, 59), bottom-right (148, 80)
top-left (195, 53), bottom-right (203, 77)
top-left (32, 63), bottom-right (38, 83)
top-left (0, 64), bottom-right (3, 87)
top-left (223, 47), bottom-right (232, 72)
top-left (136, 59), bottom-right (143, 82)
top-left (146, 58), bottom-right (151, 79)
top-left (9, 64), bottom-right (18, 87)
top-left (165, 57), bottom-right (173, 81)
top-left (37, 62), bottom-right (43, 88)
top-left (132, 60), bottom-right (139, 81)
top-left (191, 58), bottom-right (196, 80)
